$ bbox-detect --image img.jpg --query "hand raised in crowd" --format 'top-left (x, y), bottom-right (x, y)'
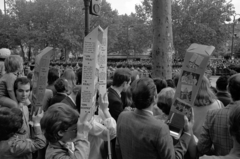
top-left (98, 93), bottom-right (109, 111)
top-left (32, 107), bottom-right (44, 126)
top-left (77, 113), bottom-right (92, 138)
top-left (98, 93), bottom-right (112, 119)
top-left (183, 109), bottom-right (194, 134)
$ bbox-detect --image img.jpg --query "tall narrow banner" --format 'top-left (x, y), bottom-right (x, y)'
top-left (168, 43), bottom-right (215, 139)
top-left (98, 28), bottom-right (108, 97)
top-left (80, 26), bottom-right (104, 121)
top-left (32, 47), bottom-right (53, 112)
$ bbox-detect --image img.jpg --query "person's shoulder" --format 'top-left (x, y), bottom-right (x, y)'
top-left (119, 110), bottom-right (132, 119)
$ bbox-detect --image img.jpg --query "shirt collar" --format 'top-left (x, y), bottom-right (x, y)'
top-left (142, 109), bottom-right (153, 116)
top-left (68, 95), bottom-right (76, 105)
top-left (111, 86), bottom-right (121, 98)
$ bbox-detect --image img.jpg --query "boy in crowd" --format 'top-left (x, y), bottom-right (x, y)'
top-left (41, 103), bottom-right (92, 159)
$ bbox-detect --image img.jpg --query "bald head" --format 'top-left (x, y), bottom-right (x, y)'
top-left (228, 73), bottom-right (240, 101)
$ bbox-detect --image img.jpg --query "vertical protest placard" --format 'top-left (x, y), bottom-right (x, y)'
top-left (98, 28), bottom-right (108, 97)
top-left (168, 43), bottom-right (215, 139)
top-left (32, 47), bottom-right (53, 112)
top-left (80, 26), bottom-right (104, 121)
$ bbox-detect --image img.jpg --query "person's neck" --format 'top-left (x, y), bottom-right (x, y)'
top-left (143, 104), bottom-right (154, 112)
top-left (112, 85), bottom-right (123, 93)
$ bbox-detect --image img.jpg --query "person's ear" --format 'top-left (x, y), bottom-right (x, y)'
top-left (121, 82), bottom-right (127, 88)
top-left (58, 130), bottom-right (65, 137)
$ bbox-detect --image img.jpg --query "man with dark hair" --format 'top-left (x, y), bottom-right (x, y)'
top-left (13, 77), bottom-right (32, 140)
top-left (116, 78), bottom-right (193, 159)
top-left (153, 78), bottom-right (167, 93)
top-left (166, 79), bottom-right (175, 88)
top-left (108, 68), bottom-right (131, 159)
top-left (108, 68), bottom-right (132, 121)
top-left (61, 85), bottom-right (81, 111)
top-left (216, 76), bottom-right (231, 106)
top-left (49, 78), bottom-right (68, 106)
top-left (46, 68), bottom-right (59, 95)
top-left (198, 73), bottom-right (240, 156)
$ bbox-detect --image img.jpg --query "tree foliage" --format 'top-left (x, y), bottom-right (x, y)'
top-left (0, 0), bottom-right (152, 59)
top-left (135, 0), bottom-right (235, 58)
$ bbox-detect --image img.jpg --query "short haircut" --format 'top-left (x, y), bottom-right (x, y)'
top-left (157, 87), bottom-right (175, 115)
top-left (228, 73), bottom-right (240, 101)
top-left (54, 78), bottom-right (68, 93)
top-left (48, 68), bottom-right (59, 85)
top-left (4, 55), bottom-right (23, 73)
top-left (40, 103), bottom-right (79, 143)
top-left (153, 78), bottom-right (167, 94)
top-left (112, 68), bottom-right (131, 87)
top-left (166, 79), bottom-right (175, 88)
top-left (0, 107), bottom-right (23, 141)
top-left (14, 77), bottom-right (32, 93)
top-left (216, 76), bottom-right (229, 91)
top-left (229, 105), bottom-right (240, 144)
top-left (131, 78), bottom-right (157, 110)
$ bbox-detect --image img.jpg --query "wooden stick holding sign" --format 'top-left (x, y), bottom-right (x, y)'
top-left (31, 47), bottom-right (53, 114)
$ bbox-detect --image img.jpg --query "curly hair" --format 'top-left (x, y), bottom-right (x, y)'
top-left (0, 107), bottom-right (23, 141)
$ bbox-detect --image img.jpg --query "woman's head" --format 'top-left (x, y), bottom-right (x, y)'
top-left (0, 107), bottom-right (23, 141)
top-left (61, 69), bottom-right (76, 94)
top-left (40, 103), bottom-right (79, 143)
top-left (4, 55), bottom-right (23, 73)
top-left (157, 87), bottom-right (175, 115)
top-left (194, 75), bottom-right (216, 107)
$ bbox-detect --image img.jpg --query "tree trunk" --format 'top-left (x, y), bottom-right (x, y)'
top-left (152, 0), bottom-right (173, 79)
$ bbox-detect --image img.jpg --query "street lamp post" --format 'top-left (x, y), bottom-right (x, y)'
top-left (83, 0), bottom-right (91, 36)
top-left (126, 25), bottom-right (134, 59)
top-left (4, 0), bottom-right (6, 15)
top-left (230, 14), bottom-right (240, 58)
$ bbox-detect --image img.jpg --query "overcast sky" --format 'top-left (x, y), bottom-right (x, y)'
top-left (0, 0), bottom-right (239, 17)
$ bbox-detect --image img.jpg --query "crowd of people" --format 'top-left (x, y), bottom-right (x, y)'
top-left (0, 54), bottom-right (240, 159)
